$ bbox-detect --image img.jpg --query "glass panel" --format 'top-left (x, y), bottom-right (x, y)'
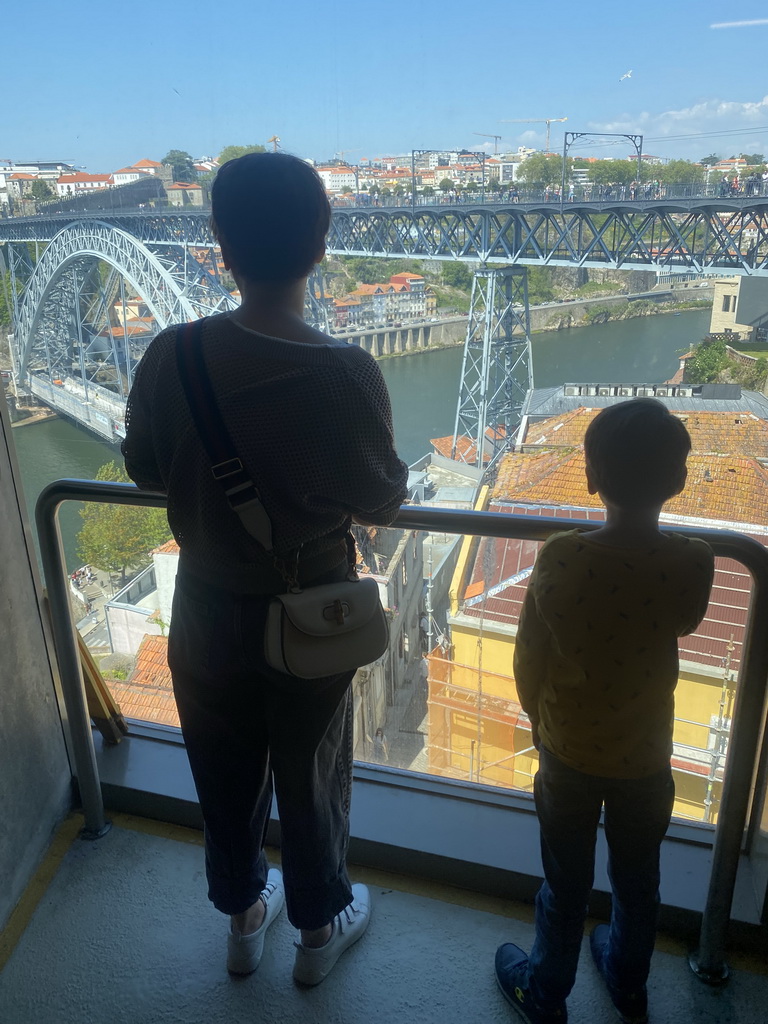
top-left (360, 523), bottom-right (753, 827)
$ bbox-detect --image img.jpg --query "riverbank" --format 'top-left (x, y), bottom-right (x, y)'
top-left (371, 296), bottom-right (712, 359)
top-left (9, 409), bottom-right (59, 428)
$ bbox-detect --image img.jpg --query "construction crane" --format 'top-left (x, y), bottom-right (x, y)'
top-left (266, 135), bottom-right (281, 152)
top-left (473, 133), bottom-right (502, 155)
top-left (500, 117), bottom-right (568, 154)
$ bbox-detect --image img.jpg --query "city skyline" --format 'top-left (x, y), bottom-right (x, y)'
top-left (5, 1), bottom-right (768, 173)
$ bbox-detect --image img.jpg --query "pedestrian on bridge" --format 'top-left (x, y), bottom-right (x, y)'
top-left (122, 151), bottom-right (408, 986)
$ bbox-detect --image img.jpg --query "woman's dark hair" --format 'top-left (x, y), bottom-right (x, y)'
top-left (584, 398), bottom-right (691, 509)
top-left (211, 152), bottom-right (331, 283)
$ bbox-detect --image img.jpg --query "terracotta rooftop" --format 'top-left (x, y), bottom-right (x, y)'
top-left (523, 407), bottom-right (768, 459)
top-left (152, 538), bottom-right (180, 555)
top-left (108, 635), bottom-right (179, 728)
top-left (491, 448), bottom-right (768, 527)
top-left (431, 434), bottom-right (492, 465)
top-left (58, 173), bottom-right (112, 184)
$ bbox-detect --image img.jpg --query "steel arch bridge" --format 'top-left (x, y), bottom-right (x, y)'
top-left (2, 218), bottom-right (236, 439)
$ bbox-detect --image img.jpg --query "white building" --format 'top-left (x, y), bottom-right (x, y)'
top-left (316, 166), bottom-right (357, 193)
top-left (56, 172), bottom-right (113, 197)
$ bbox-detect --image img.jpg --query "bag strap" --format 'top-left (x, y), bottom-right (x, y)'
top-left (175, 318), bottom-right (274, 552)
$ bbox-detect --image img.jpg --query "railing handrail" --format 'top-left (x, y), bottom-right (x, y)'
top-left (35, 479), bottom-right (768, 983)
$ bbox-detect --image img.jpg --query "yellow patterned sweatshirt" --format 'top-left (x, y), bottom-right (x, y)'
top-left (513, 530), bottom-right (714, 779)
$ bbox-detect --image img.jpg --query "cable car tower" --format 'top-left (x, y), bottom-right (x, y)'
top-left (451, 266), bottom-right (533, 471)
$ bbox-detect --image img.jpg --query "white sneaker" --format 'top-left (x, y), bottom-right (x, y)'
top-left (227, 868), bottom-right (285, 976)
top-left (292, 883), bottom-right (371, 986)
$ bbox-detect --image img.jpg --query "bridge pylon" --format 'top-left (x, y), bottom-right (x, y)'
top-left (451, 266), bottom-right (533, 471)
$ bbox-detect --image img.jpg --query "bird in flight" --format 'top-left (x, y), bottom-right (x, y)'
top-left (619, 69), bottom-right (633, 81)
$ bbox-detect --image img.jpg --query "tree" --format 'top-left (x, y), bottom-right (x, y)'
top-left (700, 154), bottom-right (720, 167)
top-left (0, 270), bottom-right (17, 329)
top-left (77, 461), bottom-right (171, 585)
top-left (685, 338), bottom-right (728, 384)
top-left (659, 160), bottom-right (706, 186)
top-left (582, 159), bottom-right (640, 186)
top-left (438, 178), bottom-right (454, 193)
top-left (161, 149), bottom-right (197, 183)
top-left (29, 179), bottom-right (54, 203)
top-left (740, 153), bottom-right (764, 165)
top-left (515, 154), bottom-right (566, 186)
top-left (217, 144), bottom-right (267, 165)
top-left (442, 262), bottom-right (472, 289)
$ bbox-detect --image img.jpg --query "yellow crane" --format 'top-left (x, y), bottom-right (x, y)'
top-left (473, 133), bottom-right (502, 155)
top-left (500, 117), bottom-right (567, 154)
top-left (266, 135), bottom-right (281, 152)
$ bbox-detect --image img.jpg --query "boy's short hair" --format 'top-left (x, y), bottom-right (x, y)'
top-left (211, 152), bottom-right (331, 283)
top-left (584, 398), bottom-right (691, 508)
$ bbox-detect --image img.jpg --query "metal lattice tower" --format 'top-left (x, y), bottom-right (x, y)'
top-left (452, 266), bottom-right (533, 469)
top-left (305, 266), bottom-right (331, 332)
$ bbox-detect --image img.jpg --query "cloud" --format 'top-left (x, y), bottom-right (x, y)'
top-left (584, 96), bottom-right (768, 157)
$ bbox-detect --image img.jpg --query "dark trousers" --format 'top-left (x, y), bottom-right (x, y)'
top-left (167, 570), bottom-right (355, 930)
top-left (527, 746), bottom-right (675, 1008)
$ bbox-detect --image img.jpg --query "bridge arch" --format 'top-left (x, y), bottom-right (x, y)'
top-left (14, 220), bottom-right (231, 382)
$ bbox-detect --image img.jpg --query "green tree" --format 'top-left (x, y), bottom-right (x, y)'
top-left (685, 338), bottom-right (728, 384)
top-left (740, 153), bottom-right (764, 165)
top-left (659, 160), bottom-right (705, 186)
top-left (582, 159), bottom-right (640, 186)
top-left (700, 154), bottom-right (720, 167)
top-left (218, 144), bottom-right (267, 165)
top-left (438, 177), bottom-right (455, 193)
top-left (515, 154), bottom-right (566, 186)
top-left (0, 270), bottom-right (17, 329)
top-left (441, 262), bottom-right (472, 289)
top-left (77, 461), bottom-right (171, 585)
top-left (29, 180), bottom-right (54, 202)
top-left (161, 149), bottom-right (197, 183)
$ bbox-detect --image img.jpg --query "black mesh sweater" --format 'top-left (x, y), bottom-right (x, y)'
top-left (122, 314), bottom-right (409, 593)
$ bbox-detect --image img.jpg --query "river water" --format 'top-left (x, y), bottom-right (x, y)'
top-left (10, 308), bottom-right (710, 570)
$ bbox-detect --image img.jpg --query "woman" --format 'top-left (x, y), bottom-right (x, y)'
top-left (122, 152), bottom-right (408, 985)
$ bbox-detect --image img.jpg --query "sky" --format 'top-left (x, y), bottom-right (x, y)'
top-left (4, 1), bottom-right (768, 172)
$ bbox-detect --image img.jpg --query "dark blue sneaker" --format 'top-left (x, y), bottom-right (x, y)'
top-left (495, 943), bottom-right (568, 1024)
top-left (589, 924), bottom-right (649, 1024)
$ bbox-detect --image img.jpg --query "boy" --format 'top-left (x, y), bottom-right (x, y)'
top-left (495, 399), bottom-right (714, 1024)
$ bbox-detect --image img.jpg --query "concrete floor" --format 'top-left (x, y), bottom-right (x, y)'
top-left (1, 814), bottom-right (766, 1024)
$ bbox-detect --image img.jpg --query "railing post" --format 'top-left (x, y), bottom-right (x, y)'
top-left (35, 483), bottom-right (110, 839)
top-left (688, 537), bottom-right (768, 984)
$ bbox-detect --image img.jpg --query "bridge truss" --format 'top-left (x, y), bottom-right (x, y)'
top-left (327, 200), bottom-right (768, 276)
top-left (2, 195), bottom-right (766, 445)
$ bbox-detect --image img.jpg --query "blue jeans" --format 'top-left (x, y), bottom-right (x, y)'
top-left (167, 567), bottom-right (355, 930)
top-left (527, 746), bottom-right (674, 1008)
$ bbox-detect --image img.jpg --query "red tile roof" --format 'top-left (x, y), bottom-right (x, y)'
top-left (492, 448), bottom-right (768, 525)
top-left (523, 407), bottom-right (768, 458)
top-left (153, 538), bottom-right (180, 555)
top-left (108, 635), bottom-right (179, 728)
top-left (58, 173), bottom-right (112, 184)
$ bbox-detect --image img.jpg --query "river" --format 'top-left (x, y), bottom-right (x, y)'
top-left (10, 308), bottom-right (710, 570)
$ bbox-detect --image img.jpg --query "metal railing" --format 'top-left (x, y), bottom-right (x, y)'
top-left (3, 181), bottom-right (768, 224)
top-left (35, 481), bottom-right (768, 983)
